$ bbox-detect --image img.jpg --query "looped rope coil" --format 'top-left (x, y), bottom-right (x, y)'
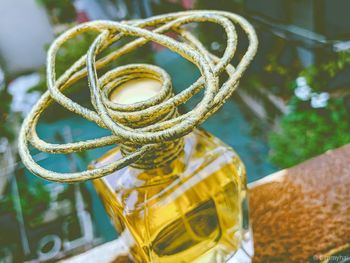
top-left (18, 10), bottom-right (258, 182)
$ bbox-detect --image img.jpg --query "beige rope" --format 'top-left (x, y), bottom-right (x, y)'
top-left (18, 10), bottom-right (258, 182)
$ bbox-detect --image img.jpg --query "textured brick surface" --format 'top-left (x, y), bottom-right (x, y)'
top-left (249, 144), bottom-right (350, 262)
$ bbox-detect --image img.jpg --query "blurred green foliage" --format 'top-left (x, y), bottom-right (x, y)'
top-left (0, 89), bottom-right (14, 141)
top-left (299, 51), bottom-right (350, 92)
top-left (269, 98), bottom-right (350, 168)
top-left (0, 194), bottom-right (14, 215)
top-left (18, 180), bottom-right (51, 224)
top-left (269, 52), bottom-right (350, 168)
top-left (36, 0), bottom-right (76, 24)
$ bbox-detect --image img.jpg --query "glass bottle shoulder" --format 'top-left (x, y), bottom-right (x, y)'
top-left (92, 128), bottom-right (246, 212)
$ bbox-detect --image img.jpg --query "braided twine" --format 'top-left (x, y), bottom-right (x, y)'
top-left (18, 10), bottom-right (258, 182)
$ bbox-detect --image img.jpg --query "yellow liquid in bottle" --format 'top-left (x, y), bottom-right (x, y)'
top-left (92, 76), bottom-right (252, 262)
top-left (92, 129), bottom-right (251, 263)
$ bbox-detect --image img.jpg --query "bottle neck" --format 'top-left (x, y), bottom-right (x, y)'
top-left (106, 69), bottom-right (184, 169)
top-left (120, 110), bottom-right (184, 169)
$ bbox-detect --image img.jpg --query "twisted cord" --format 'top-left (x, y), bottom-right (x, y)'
top-left (18, 10), bottom-right (258, 182)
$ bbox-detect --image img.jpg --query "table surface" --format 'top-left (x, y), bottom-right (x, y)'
top-left (62, 144), bottom-right (350, 262)
top-left (249, 143), bottom-right (350, 262)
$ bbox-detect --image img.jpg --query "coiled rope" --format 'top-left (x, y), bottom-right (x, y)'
top-left (18, 10), bottom-right (258, 182)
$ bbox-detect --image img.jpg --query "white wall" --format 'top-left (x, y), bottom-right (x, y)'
top-left (0, 0), bottom-right (54, 73)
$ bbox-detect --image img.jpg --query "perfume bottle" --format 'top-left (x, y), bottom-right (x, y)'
top-left (91, 70), bottom-right (253, 263)
top-left (18, 10), bottom-right (258, 263)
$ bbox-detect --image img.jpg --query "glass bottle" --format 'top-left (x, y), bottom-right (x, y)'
top-left (90, 76), bottom-right (253, 263)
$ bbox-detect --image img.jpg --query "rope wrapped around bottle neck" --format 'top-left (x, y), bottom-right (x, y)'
top-left (18, 10), bottom-right (258, 182)
top-left (103, 63), bottom-right (184, 169)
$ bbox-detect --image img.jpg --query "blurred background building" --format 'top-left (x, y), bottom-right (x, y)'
top-left (0, 0), bottom-right (349, 262)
